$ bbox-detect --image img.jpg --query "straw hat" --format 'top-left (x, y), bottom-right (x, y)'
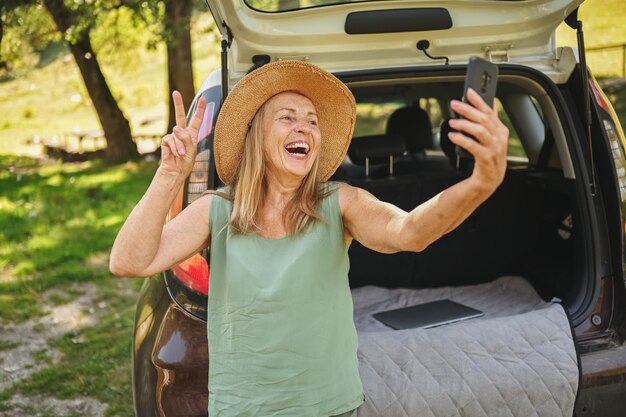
top-left (213, 60), bottom-right (356, 185)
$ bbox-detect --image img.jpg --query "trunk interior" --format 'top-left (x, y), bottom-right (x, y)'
top-left (337, 66), bottom-right (592, 323)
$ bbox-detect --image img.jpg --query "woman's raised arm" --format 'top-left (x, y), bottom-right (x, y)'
top-left (340, 88), bottom-right (509, 254)
top-left (109, 92), bottom-right (211, 278)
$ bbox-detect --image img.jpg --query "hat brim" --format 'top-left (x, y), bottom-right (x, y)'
top-left (214, 60), bottom-right (356, 185)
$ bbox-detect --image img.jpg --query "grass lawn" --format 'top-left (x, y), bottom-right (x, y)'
top-left (0, 155), bottom-right (157, 416)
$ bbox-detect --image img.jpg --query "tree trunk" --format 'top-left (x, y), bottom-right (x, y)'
top-left (43, 0), bottom-right (138, 161)
top-left (164, 0), bottom-right (195, 133)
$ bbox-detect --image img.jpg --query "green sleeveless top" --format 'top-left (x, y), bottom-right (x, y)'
top-left (208, 184), bottom-right (364, 416)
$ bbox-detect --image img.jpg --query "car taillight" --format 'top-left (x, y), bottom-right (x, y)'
top-left (589, 78), bottom-right (626, 201)
top-left (589, 78), bottom-right (626, 147)
top-left (172, 254), bottom-right (209, 295)
top-left (166, 87), bottom-right (221, 318)
top-left (589, 77), bottom-right (626, 273)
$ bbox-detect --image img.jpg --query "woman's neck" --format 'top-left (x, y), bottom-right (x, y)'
top-left (263, 169), bottom-right (301, 210)
top-left (264, 182), bottom-right (297, 211)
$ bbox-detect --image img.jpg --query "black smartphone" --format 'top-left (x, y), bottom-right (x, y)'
top-left (455, 56), bottom-right (499, 159)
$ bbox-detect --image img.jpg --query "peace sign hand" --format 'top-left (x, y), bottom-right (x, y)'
top-left (159, 91), bottom-right (207, 178)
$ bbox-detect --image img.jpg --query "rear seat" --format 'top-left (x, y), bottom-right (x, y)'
top-left (417, 119), bottom-right (470, 203)
top-left (343, 120), bottom-right (566, 294)
top-left (346, 134), bottom-right (420, 210)
top-left (339, 130), bottom-right (541, 291)
top-left (343, 134), bottom-right (422, 288)
top-left (386, 106), bottom-right (451, 173)
top-left (347, 170), bottom-right (542, 290)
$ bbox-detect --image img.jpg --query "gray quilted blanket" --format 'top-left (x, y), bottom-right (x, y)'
top-left (352, 276), bottom-right (579, 417)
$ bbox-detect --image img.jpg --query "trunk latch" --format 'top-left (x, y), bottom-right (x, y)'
top-left (485, 44), bottom-right (512, 63)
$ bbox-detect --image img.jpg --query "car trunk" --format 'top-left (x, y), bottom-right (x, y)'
top-left (327, 64), bottom-right (591, 417)
top-left (338, 62), bottom-right (596, 320)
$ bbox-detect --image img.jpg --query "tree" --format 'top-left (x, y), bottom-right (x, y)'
top-left (42, 0), bottom-right (138, 161)
top-left (163, 0), bottom-right (195, 132)
top-left (128, 0), bottom-right (196, 133)
top-left (1, 0), bottom-right (203, 160)
top-left (0, 1), bottom-right (59, 74)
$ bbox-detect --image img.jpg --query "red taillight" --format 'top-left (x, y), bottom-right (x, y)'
top-left (590, 78), bottom-right (612, 115)
top-left (589, 77), bottom-right (626, 205)
top-left (172, 254), bottom-right (209, 295)
top-left (589, 78), bottom-right (626, 147)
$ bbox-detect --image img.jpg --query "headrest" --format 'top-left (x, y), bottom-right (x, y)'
top-left (386, 106), bottom-right (433, 153)
top-left (347, 134), bottom-right (406, 166)
top-left (439, 119), bottom-right (456, 162)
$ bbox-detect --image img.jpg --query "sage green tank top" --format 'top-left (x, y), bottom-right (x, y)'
top-left (208, 184), bottom-right (364, 416)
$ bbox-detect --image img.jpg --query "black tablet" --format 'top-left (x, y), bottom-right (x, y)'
top-left (372, 299), bottom-right (484, 330)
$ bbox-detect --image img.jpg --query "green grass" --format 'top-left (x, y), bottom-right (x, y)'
top-left (1, 298), bottom-right (137, 417)
top-left (0, 155), bottom-right (153, 415)
top-left (0, 155), bottom-right (155, 321)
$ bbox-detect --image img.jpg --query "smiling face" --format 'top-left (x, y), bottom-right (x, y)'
top-left (261, 91), bottom-right (321, 184)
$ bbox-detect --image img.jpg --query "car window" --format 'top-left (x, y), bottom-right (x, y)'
top-left (354, 101), bottom-right (403, 137)
top-left (496, 98), bottom-right (528, 163)
top-left (246, 0), bottom-right (384, 12)
top-left (355, 98), bottom-right (441, 140)
top-left (352, 90), bottom-right (529, 164)
top-left (420, 98), bottom-right (443, 132)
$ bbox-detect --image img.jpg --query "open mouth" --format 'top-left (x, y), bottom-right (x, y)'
top-left (285, 141), bottom-right (310, 156)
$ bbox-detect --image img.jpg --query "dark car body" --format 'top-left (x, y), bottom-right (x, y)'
top-left (132, 1), bottom-right (626, 416)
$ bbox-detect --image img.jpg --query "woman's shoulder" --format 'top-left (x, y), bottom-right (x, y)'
top-left (332, 182), bottom-right (376, 217)
top-left (328, 181), bottom-right (354, 199)
top-left (204, 188), bottom-right (234, 203)
top-left (322, 180), bottom-right (347, 195)
top-left (322, 181), bottom-right (354, 215)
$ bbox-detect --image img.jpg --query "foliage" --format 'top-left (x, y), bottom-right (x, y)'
top-left (0, 3), bottom-right (59, 76)
top-left (0, 11), bottom-right (220, 156)
top-left (556, 0), bottom-right (626, 78)
top-left (89, 6), bottom-right (158, 69)
top-left (0, 0), bottom-right (157, 76)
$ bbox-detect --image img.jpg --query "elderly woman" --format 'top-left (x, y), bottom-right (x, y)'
top-left (110, 61), bottom-right (508, 417)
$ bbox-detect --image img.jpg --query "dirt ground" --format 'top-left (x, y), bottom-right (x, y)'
top-left (0, 280), bottom-right (138, 417)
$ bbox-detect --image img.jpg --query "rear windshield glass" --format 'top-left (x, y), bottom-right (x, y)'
top-left (245, 0), bottom-right (384, 13)
top-left (354, 95), bottom-right (528, 163)
top-left (246, 0), bottom-right (525, 12)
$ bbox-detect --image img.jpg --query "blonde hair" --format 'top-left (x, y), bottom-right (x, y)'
top-left (208, 98), bottom-right (326, 236)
